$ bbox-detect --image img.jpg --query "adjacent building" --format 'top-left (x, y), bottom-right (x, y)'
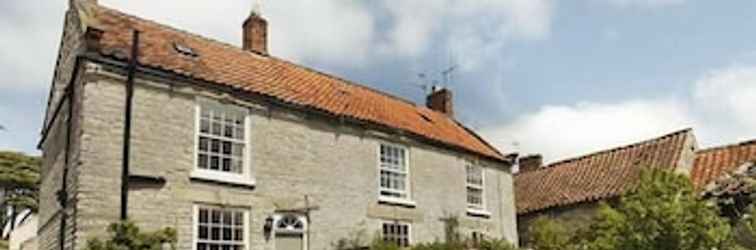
top-left (514, 129), bottom-right (756, 245)
top-left (38, 1), bottom-right (519, 250)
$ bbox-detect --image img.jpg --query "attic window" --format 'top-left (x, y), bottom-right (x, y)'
top-left (174, 42), bottom-right (198, 57)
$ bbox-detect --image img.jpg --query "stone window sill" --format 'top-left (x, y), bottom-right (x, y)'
top-left (190, 170), bottom-right (256, 188)
top-left (467, 208), bottom-right (492, 217)
top-left (378, 196), bottom-right (417, 208)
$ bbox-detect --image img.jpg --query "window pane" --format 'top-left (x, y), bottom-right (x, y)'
top-left (211, 139), bottom-right (220, 153)
top-left (199, 225), bottom-right (208, 239)
top-left (199, 137), bottom-right (209, 151)
top-left (210, 156), bottom-right (220, 170)
top-left (223, 227), bottom-right (232, 240)
top-left (211, 227), bottom-right (220, 240)
top-left (234, 212), bottom-right (243, 225)
top-left (199, 209), bottom-right (208, 223)
top-left (224, 124), bottom-right (234, 138)
top-left (211, 210), bottom-right (221, 223)
top-left (201, 119), bottom-right (210, 133)
top-left (212, 121), bottom-right (222, 136)
top-left (234, 127), bottom-right (244, 140)
top-left (222, 141), bottom-right (232, 154)
top-left (198, 154), bottom-right (208, 169)
top-left (232, 144), bottom-right (243, 157)
top-left (222, 158), bottom-right (231, 172)
top-left (232, 160), bottom-right (243, 174)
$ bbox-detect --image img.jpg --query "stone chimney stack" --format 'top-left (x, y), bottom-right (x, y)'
top-left (243, 11), bottom-right (268, 55)
top-left (70, 0), bottom-right (97, 6)
top-left (426, 86), bottom-right (453, 116)
top-left (518, 154), bottom-right (543, 173)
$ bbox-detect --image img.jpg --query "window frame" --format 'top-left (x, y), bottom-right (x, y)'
top-left (377, 142), bottom-right (415, 206)
top-left (381, 220), bottom-right (412, 248)
top-left (465, 163), bottom-right (489, 216)
top-left (192, 205), bottom-right (250, 250)
top-left (192, 98), bottom-right (255, 187)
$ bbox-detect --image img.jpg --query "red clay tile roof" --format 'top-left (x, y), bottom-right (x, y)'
top-left (85, 5), bottom-right (505, 161)
top-left (691, 139), bottom-right (756, 189)
top-left (515, 129), bottom-right (693, 214)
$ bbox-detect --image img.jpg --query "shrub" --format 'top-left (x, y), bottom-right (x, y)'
top-left (580, 169), bottom-right (741, 250)
top-left (528, 217), bottom-right (576, 250)
top-left (84, 221), bottom-right (177, 250)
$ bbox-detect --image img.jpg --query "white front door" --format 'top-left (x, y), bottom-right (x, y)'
top-left (274, 214), bottom-right (307, 250)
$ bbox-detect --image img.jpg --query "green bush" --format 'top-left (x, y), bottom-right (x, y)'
top-left (477, 238), bottom-right (519, 250)
top-left (528, 217), bottom-right (576, 250)
top-left (578, 169), bottom-right (742, 250)
top-left (84, 221), bottom-right (177, 250)
top-left (734, 206), bottom-right (756, 249)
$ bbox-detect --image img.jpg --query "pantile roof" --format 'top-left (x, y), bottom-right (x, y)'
top-left (691, 139), bottom-right (756, 189)
top-left (515, 129), bottom-right (693, 214)
top-left (82, 5), bottom-right (505, 161)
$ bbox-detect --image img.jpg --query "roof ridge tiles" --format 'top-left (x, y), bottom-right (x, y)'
top-left (698, 138), bottom-right (756, 154)
top-left (543, 128), bottom-right (691, 168)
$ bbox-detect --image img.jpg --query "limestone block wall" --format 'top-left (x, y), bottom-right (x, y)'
top-left (68, 67), bottom-right (518, 250)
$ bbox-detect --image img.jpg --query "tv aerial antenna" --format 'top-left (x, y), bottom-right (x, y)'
top-left (253, 0), bottom-right (263, 15)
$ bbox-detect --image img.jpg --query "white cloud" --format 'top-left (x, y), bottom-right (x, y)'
top-left (380, 0), bottom-right (552, 70)
top-left (482, 64), bottom-right (756, 163)
top-left (692, 65), bottom-right (756, 145)
top-left (482, 99), bottom-right (693, 162)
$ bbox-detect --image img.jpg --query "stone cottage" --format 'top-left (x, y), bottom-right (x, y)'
top-left (37, 1), bottom-right (519, 250)
top-left (514, 129), bottom-right (756, 245)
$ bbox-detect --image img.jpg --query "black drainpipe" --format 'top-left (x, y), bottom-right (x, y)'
top-left (121, 30), bottom-right (140, 221)
top-left (57, 68), bottom-right (76, 250)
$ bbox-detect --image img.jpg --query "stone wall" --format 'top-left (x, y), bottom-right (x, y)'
top-left (38, 4), bottom-right (89, 250)
top-left (517, 201), bottom-right (603, 246)
top-left (60, 67), bottom-right (517, 250)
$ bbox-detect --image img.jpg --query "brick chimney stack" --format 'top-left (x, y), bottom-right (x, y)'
top-left (518, 154), bottom-right (543, 173)
top-left (426, 86), bottom-right (453, 116)
top-left (243, 11), bottom-right (268, 55)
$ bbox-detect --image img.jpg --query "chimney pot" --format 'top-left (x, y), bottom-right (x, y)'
top-left (243, 13), bottom-right (268, 55)
top-left (426, 87), bottom-right (453, 116)
top-left (518, 154), bottom-right (543, 173)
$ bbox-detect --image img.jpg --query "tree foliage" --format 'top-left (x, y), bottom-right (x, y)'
top-left (733, 206), bottom-right (756, 249)
top-left (527, 217), bottom-right (575, 250)
top-left (84, 221), bottom-right (177, 250)
top-left (577, 169), bottom-right (742, 250)
top-left (0, 151), bottom-right (40, 234)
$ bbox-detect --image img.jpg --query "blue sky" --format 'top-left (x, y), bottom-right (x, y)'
top-left (1, 0), bottom-right (755, 162)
